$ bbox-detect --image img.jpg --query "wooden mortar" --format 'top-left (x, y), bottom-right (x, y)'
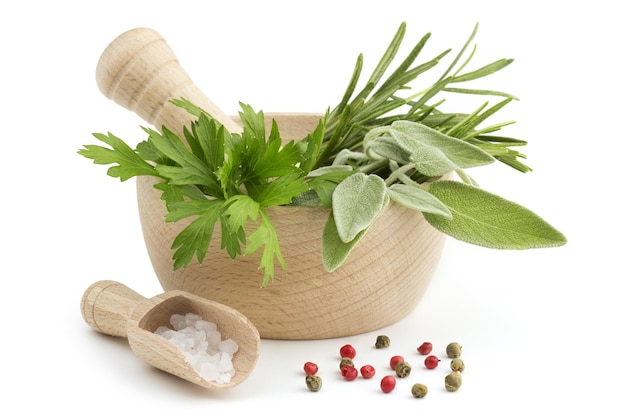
top-left (96, 28), bottom-right (447, 340)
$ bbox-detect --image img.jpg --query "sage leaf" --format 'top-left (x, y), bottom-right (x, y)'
top-left (389, 120), bottom-right (495, 169)
top-left (322, 213), bottom-right (367, 272)
top-left (332, 148), bottom-right (368, 165)
top-left (424, 181), bottom-right (567, 249)
top-left (308, 165), bottom-right (354, 177)
top-left (289, 189), bottom-right (325, 207)
top-left (454, 169), bottom-right (479, 186)
top-left (332, 173), bottom-right (387, 242)
top-left (365, 136), bottom-right (411, 164)
top-left (363, 121), bottom-right (496, 177)
top-left (408, 144), bottom-right (458, 176)
top-left (387, 184), bottom-right (452, 218)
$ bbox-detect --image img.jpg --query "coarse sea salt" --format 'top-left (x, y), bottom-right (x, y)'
top-left (154, 312), bottom-right (239, 384)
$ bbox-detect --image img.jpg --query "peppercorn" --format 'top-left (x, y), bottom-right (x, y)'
top-left (339, 344), bottom-right (357, 359)
top-left (395, 361), bottom-right (412, 378)
top-left (424, 355), bottom-right (440, 369)
top-left (342, 365), bottom-right (358, 381)
top-left (360, 364), bottom-right (376, 379)
top-left (339, 357), bottom-right (354, 369)
top-left (380, 375), bottom-right (396, 393)
top-left (411, 383), bottom-right (428, 398)
top-left (450, 358), bottom-right (465, 373)
top-left (389, 355), bottom-right (404, 370)
top-left (303, 361), bottom-right (319, 376)
top-left (444, 372), bottom-right (462, 392)
top-left (375, 335), bottom-right (391, 348)
top-left (417, 342), bottom-right (433, 355)
top-left (305, 375), bottom-right (322, 392)
top-left (446, 342), bottom-right (462, 358)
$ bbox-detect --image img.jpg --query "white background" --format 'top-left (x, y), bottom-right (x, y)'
top-left (2, 1), bottom-right (623, 415)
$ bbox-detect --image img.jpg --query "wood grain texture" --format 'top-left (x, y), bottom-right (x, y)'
top-left (138, 165), bottom-right (446, 340)
top-left (81, 280), bottom-right (260, 389)
top-left (96, 28), bottom-right (447, 340)
top-left (96, 27), bottom-right (242, 134)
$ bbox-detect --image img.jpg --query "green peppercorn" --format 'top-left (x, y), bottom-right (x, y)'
top-left (339, 357), bottom-right (354, 369)
top-left (395, 361), bottom-right (412, 378)
top-left (444, 372), bottom-right (462, 392)
top-left (375, 335), bottom-right (391, 348)
top-left (446, 342), bottom-right (462, 358)
top-left (450, 358), bottom-right (465, 372)
top-left (305, 375), bottom-right (322, 392)
top-left (411, 383), bottom-right (428, 398)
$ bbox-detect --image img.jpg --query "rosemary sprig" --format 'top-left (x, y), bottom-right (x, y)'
top-left (80, 22), bottom-right (566, 285)
top-left (317, 22), bottom-right (527, 173)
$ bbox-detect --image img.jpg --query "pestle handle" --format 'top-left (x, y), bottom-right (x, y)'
top-left (96, 27), bottom-right (242, 136)
top-left (81, 280), bottom-right (147, 337)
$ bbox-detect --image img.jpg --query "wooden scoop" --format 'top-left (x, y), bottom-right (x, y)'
top-left (80, 280), bottom-right (260, 389)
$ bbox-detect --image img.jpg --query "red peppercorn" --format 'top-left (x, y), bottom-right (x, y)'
top-left (380, 375), bottom-right (396, 393)
top-left (342, 365), bottom-right (358, 381)
top-left (417, 342), bottom-right (433, 355)
top-left (424, 355), bottom-right (440, 369)
top-left (360, 364), bottom-right (376, 379)
top-left (303, 361), bottom-right (319, 375)
top-left (339, 344), bottom-right (357, 359)
top-left (390, 355), bottom-right (404, 370)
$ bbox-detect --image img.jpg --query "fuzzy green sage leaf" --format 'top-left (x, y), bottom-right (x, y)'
top-left (80, 23), bottom-right (567, 285)
top-left (332, 173), bottom-right (388, 242)
top-left (366, 121), bottom-right (495, 177)
top-left (387, 184), bottom-right (452, 218)
top-left (423, 181), bottom-right (567, 249)
top-left (322, 213), bottom-right (367, 272)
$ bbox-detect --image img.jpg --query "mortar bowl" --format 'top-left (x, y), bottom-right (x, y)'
top-left (137, 113), bottom-right (446, 340)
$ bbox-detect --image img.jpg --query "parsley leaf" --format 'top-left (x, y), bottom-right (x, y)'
top-left (256, 173), bottom-right (309, 208)
top-left (183, 112), bottom-right (226, 173)
top-left (145, 126), bottom-right (223, 195)
top-left (78, 132), bottom-right (157, 181)
top-left (81, 23), bottom-right (567, 285)
top-left (169, 199), bottom-right (222, 269)
top-left (245, 210), bottom-right (286, 286)
top-left (80, 101), bottom-right (312, 285)
top-left (220, 195), bottom-right (259, 257)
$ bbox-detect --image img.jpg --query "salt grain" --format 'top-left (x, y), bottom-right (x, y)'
top-left (154, 312), bottom-right (239, 384)
top-left (218, 338), bottom-right (239, 355)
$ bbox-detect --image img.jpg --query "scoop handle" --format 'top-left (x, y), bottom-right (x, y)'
top-left (81, 280), bottom-right (147, 337)
top-left (96, 27), bottom-right (242, 136)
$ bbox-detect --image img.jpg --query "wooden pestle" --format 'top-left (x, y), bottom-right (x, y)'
top-left (96, 27), bottom-right (243, 136)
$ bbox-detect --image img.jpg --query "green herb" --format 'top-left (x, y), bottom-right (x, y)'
top-left (80, 105), bottom-right (310, 286)
top-left (79, 22), bottom-right (566, 286)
